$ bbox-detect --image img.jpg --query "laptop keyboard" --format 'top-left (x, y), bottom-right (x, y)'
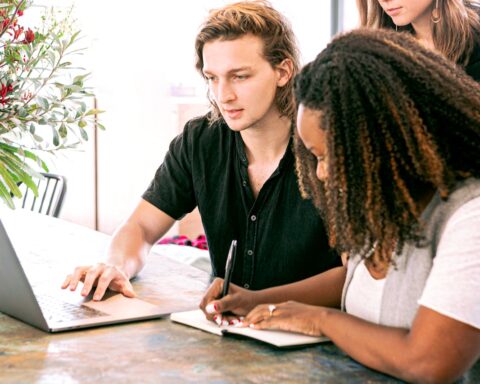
top-left (37, 295), bottom-right (109, 323)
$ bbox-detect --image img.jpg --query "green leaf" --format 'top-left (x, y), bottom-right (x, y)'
top-left (59, 123), bottom-right (67, 138)
top-left (0, 156), bottom-right (39, 196)
top-left (64, 84), bottom-right (82, 93)
top-left (73, 74), bottom-right (88, 86)
top-left (37, 97), bottom-right (49, 110)
top-left (52, 126), bottom-right (60, 146)
top-left (17, 108), bottom-right (28, 118)
top-left (85, 108), bottom-right (104, 116)
top-left (68, 30), bottom-right (81, 47)
top-left (0, 180), bottom-right (15, 209)
top-left (22, 149), bottom-right (48, 172)
top-left (0, 163), bottom-right (21, 198)
top-left (79, 126), bottom-right (88, 140)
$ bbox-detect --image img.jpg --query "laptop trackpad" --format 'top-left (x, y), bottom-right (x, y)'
top-left (82, 291), bottom-right (160, 317)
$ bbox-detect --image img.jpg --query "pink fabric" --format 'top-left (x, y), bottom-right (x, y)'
top-left (157, 235), bottom-right (208, 250)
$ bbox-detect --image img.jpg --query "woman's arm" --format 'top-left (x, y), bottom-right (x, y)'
top-left (246, 303), bottom-right (480, 383)
top-left (199, 266), bottom-right (346, 319)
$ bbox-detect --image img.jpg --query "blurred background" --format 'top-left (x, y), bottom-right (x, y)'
top-left (27, 0), bottom-right (359, 236)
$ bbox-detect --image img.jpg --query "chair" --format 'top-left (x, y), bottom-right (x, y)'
top-left (17, 173), bottom-right (67, 218)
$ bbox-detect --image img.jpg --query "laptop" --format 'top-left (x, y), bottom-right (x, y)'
top-left (0, 218), bottom-right (180, 332)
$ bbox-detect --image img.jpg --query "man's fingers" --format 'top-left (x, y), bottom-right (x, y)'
top-left (81, 264), bottom-right (105, 297)
top-left (90, 266), bottom-right (124, 300)
top-left (92, 266), bottom-right (130, 301)
top-left (68, 266), bottom-right (89, 291)
top-left (111, 278), bottom-right (136, 298)
top-left (63, 264), bottom-right (134, 301)
top-left (90, 272), bottom-right (113, 301)
top-left (61, 275), bottom-right (72, 289)
top-left (122, 279), bottom-right (136, 297)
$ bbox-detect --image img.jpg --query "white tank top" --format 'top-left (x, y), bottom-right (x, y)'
top-left (345, 259), bottom-right (386, 324)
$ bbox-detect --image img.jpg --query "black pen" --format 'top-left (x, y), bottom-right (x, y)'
top-left (221, 240), bottom-right (237, 298)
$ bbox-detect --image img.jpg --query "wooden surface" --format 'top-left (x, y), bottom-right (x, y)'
top-left (0, 210), bottom-right (478, 383)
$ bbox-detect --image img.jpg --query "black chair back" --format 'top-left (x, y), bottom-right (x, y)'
top-left (18, 173), bottom-right (67, 218)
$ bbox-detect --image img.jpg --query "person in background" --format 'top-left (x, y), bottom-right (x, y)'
top-left (203, 29), bottom-right (480, 382)
top-left (61, 1), bottom-right (338, 303)
top-left (357, 0), bottom-right (480, 80)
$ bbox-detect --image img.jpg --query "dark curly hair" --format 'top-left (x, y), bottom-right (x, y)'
top-left (294, 28), bottom-right (480, 265)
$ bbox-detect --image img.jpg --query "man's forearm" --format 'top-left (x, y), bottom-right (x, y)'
top-left (107, 221), bottom-right (152, 279)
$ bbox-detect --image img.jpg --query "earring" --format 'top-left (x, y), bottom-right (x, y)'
top-left (431, 0), bottom-right (441, 23)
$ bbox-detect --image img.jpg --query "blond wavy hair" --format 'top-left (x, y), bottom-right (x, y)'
top-left (194, 1), bottom-right (300, 124)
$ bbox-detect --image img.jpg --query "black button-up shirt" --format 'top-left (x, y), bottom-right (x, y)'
top-left (143, 115), bottom-right (339, 290)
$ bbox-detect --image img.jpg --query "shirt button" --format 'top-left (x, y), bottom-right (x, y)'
top-left (244, 284), bottom-right (250, 289)
top-left (250, 215), bottom-right (256, 222)
top-left (242, 180), bottom-right (247, 187)
top-left (247, 250), bottom-right (253, 256)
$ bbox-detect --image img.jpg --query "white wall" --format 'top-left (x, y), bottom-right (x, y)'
top-left (35, 0), bottom-right (334, 234)
top-left (342, 0), bottom-right (361, 31)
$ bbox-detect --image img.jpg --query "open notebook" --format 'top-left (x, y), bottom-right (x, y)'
top-left (170, 309), bottom-right (329, 348)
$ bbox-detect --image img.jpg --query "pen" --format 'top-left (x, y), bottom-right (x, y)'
top-left (221, 240), bottom-right (237, 298)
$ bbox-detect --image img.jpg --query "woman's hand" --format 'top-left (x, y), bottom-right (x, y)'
top-left (199, 278), bottom-right (259, 323)
top-left (243, 301), bottom-right (325, 337)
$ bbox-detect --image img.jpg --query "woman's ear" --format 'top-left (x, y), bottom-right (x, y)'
top-left (276, 58), bottom-right (294, 87)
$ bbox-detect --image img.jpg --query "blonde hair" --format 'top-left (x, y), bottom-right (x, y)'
top-left (195, 1), bottom-right (300, 124)
top-left (356, 0), bottom-right (480, 65)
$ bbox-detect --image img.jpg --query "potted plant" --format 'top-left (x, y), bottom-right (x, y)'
top-left (0, 0), bottom-right (101, 208)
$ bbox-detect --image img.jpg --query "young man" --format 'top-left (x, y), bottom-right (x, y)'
top-left (62, 1), bottom-right (339, 301)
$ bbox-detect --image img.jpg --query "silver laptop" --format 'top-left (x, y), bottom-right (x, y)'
top-left (0, 219), bottom-right (175, 332)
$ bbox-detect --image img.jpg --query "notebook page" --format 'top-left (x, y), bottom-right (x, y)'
top-left (170, 309), bottom-right (329, 347)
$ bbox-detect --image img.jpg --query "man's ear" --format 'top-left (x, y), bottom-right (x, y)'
top-left (276, 58), bottom-right (294, 87)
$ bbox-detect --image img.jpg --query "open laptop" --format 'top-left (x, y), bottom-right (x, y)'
top-left (0, 218), bottom-right (179, 332)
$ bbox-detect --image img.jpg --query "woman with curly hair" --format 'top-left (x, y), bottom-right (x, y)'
top-left (201, 29), bottom-right (480, 382)
top-left (357, 0), bottom-right (480, 80)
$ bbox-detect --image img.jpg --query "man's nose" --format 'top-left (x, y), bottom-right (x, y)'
top-left (217, 80), bottom-right (235, 103)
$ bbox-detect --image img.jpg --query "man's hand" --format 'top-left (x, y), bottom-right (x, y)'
top-left (61, 263), bottom-right (136, 301)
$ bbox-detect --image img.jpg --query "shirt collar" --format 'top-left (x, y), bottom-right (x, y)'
top-left (234, 131), bottom-right (294, 172)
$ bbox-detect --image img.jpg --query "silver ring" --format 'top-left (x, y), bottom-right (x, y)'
top-left (268, 304), bottom-right (276, 317)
